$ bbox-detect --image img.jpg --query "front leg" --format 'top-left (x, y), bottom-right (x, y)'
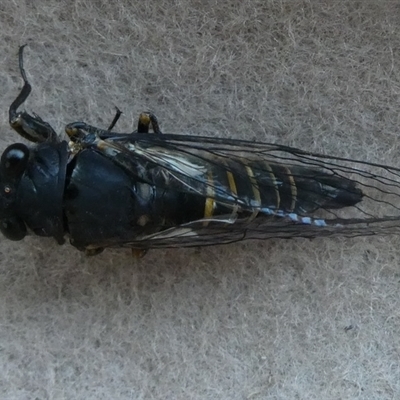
top-left (65, 111), bottom-right (164, 143)
top-left (137, 112), bottom-right (162, 134)
top-left (9, 45), bottom-right (58, 143)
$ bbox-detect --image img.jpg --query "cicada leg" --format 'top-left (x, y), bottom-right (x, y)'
top-left (9, 45), bottom-right (58, 143)
top-left (66, 110), bottom-right (163, 142)
top-left (137, 112), bottom-right (162, 134)
top-left (65, 107), bottom-right (123, 144)
top-left (106, 107), bottom-right (123, 131)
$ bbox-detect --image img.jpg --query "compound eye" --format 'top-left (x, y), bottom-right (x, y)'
top-left (0, 216), bottom-right (27, 241)
top-left (1, 143), bottom-right (29, 179)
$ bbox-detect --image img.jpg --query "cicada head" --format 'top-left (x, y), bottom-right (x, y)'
top-left (0, 143), bottom-right (30, 240)
top-left (0, 141), bottom-right (69, 244)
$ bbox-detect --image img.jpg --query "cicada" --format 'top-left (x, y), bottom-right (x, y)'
top-left (2, 46), bottom-right (400, 256)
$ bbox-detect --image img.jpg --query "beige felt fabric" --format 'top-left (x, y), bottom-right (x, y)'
top-left (1, 1), bottom-right (400, 399)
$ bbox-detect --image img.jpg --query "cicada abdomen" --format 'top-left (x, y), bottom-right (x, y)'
top-left (199, 158), bottom-right (364, 226)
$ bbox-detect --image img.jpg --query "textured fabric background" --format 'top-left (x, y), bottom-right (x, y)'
top-left (1, 1), bottom-right (400, 399)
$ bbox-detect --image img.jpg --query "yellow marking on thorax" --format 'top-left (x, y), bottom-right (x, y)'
top-left (203, 171), bottom-right (215, 226)
top-left (245, 165), bottom-right (261, 221)
top-left (282, 166), bottom-right (297, 212)
top-left (264, 162), bottom-right (280, 210)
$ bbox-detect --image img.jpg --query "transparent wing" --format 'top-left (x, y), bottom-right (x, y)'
top-left (69, 125), bottom-right (400, 249)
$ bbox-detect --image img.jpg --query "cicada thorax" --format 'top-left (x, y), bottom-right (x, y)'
top-left (63, 148), bottom-right (206, 250)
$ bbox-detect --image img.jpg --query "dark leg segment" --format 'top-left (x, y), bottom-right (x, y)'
top-left (9, 45), bottom-right (58, 143)
top-left (107, 107), bottom-right (123, 131)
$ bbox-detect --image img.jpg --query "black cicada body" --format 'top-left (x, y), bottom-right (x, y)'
top-left (2, 46), bottom-right (400, 255)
